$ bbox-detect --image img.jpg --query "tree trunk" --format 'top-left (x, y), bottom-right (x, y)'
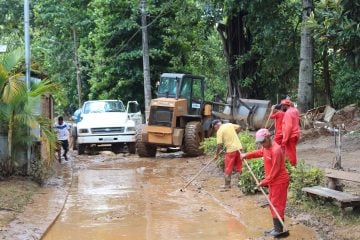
top-left (322, 48), bottom-right (332, 106)
top-left (5, 109), bottom-right (15, 175)
top-left (141, 0), bottom-right (152, 122)
top-left (216, 10), bottom-right (254, 99)
top-left (298, 0), bottom-right (314, 113)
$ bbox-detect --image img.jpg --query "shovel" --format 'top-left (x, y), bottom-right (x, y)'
top-left (242, 157), bottom-right (290, 238)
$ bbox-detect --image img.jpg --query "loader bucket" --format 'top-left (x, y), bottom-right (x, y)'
top-left (223, 98), bottom-right (272, 130)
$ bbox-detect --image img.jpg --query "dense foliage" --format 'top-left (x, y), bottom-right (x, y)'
top-left (0, 0), bottom-right (358, 114)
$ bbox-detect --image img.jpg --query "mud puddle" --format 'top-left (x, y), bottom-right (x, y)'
top-left (42, 152), bottom-right (317, 240)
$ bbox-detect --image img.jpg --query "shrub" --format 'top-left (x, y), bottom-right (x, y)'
top-left (240, 158), bottom-right (264, 194)
top-left (288, 161), bottom-right (324, 202)
top-left (202, 136), bottom-right (225, 168)
top-left (29, 157), bottom-right (54, 184)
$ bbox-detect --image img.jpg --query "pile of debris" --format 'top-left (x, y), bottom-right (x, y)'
top-left (299, 104), bottom-right (360, 142)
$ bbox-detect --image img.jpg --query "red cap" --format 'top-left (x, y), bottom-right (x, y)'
top-left (281, 99), bottom-right (292, 106)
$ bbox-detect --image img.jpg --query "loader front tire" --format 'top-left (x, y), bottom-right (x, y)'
top-left (136, 127), bottom-right (157, 157)
top-left (182, 121), bottom-right (204, 157)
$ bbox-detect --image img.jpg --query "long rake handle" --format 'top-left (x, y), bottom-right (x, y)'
top-left (242, 158), bottom-right (287, 229)
top-left (181, 156), bottom-right (216, 190)
top-left (264, 108), bottom-right (274, 129)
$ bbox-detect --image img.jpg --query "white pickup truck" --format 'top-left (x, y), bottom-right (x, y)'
top-left (75, 100), bottom-right (142, 154)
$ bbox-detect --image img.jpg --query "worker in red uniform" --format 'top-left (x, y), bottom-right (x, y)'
top-left (270, 104), bottom-right (284, 145)
top-left (212, 119), bottom-right (242, 190)
top-left (241, 128), bottom-right (289, 237)
top-left (281, 99), bottom-right (300, 166)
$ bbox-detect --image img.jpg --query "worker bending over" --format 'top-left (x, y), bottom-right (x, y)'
top-left (212, 119), bottom-right (242, 190)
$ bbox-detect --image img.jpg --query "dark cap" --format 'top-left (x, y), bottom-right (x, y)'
top-left (274, 104), bottom-right (282, 110)
top-left (211, 119), bottom-right (222, 128)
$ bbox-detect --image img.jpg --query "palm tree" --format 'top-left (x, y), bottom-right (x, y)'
top-left (0, 48), bottom-right (58, 176)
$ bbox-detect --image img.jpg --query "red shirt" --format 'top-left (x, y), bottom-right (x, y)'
top-left (281, 107), bottom-right (300, 146)
top-left (270, 110), bottom-right (284, 137)
top-left (245, 142), bottom-right (289, 186)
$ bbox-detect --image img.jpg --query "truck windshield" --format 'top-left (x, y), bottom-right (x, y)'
top-left (158, 77), bottom-right (178, 96)
top-left (83, 101), bottom-right (125, 114)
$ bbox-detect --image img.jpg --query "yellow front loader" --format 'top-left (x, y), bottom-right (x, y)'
top-left (136, 73), bottom-right (271, 157)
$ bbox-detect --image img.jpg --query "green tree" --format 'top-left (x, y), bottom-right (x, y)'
top-left (33, 0), bottom-right (93, 113)
top-left (308, 0), bottom-right (360, 108)
top-left (0, 48), bottom-right (58, 176)
top-left (200, 0), bottom-right (302, 103)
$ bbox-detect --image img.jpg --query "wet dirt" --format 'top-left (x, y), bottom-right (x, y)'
top-left (297, 133), bottom-right (360, 171)
top-left (42, 151), bottom-right (317, 240)
top-left (0, 164), bottom-right (72, 240)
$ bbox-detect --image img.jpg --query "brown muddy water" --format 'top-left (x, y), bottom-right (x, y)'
top-left (42, 152), bottom-right (317, 240)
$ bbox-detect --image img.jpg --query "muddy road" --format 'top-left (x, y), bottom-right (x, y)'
top-left (42, 151), bottom-right (317, 240)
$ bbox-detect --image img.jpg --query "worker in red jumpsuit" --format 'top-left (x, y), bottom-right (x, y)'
top-left (241, 128), bottom-right (289, 237)
top-left (281, 99), bottom-right (300, 166)
top-left (270, 104), bottom-right (284, 145)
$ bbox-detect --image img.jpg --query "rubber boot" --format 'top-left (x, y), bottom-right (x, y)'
top-left (220, 174), bottom-right (231, 191)
top-left (266, 218), bottom-right (283, 237)
top-left (233, 172), bottom-right (241, 187)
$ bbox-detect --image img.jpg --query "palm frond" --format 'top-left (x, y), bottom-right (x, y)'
top-left (29, 80), bottom-right (60, 97)
top-left (35, 115), bottom-right (58, 165)
top-left (0, 65), bottom-right (8, 89)
top-left (2, 75), bottom-right (26, 103)
top-left (29, 79), bottom-right (59, 97)
top-left (1, 48), bottom-right (24, 73)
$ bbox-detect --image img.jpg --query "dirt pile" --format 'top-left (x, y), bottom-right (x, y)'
top-left (299, 104), bottom-right (360, 143)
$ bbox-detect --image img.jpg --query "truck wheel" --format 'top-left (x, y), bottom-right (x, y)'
top-left (127, 143), bottom-right (136, 154)
top-left (182, 121), bottom-right (204, 157)
top-left (78, 144), bottom-right (85, 155)
top-left (111, 143), bottom-right (122, 154)
top-left (136, 127), bottom-right (156, 157)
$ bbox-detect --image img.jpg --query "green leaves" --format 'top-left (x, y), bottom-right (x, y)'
top-left (0, 48), bottom-right (58, 175)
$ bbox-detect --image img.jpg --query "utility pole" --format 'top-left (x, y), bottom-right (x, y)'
top-left (73, 28), bottom-right (82, 108)
top-left (24, 0), bottom-right (31, 174)
top-left (24, 0), bottom-right (31, 91)
top-left (141, 0), bottom-right (151, 122)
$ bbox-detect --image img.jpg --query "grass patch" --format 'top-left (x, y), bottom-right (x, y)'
top-left (0, 177), bottom-right (40, 212)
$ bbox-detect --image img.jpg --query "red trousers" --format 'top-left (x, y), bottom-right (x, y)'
top-left (273, 135), bottom-right (283, 145)
top-left (268, 182), bottom-right (289, 219)
top-left (224, 151), bottom-right (242, 174)
top-left (285, 136), bottom-right (299, 166)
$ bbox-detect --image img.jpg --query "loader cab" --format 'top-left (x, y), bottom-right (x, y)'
top-left (157, 73), bottom-right (205, 116)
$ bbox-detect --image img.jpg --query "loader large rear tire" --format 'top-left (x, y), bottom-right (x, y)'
top-left (182, 121), bottom-right (204, 157)
top-left (136, 127), bottom-right (157, 157)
